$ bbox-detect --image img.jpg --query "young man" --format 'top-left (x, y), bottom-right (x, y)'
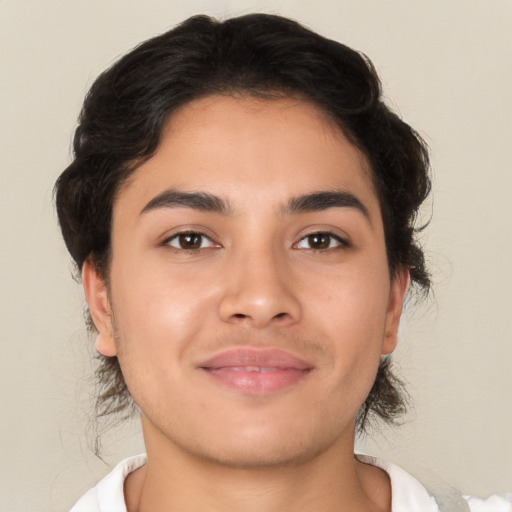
top-left (55, 13), bottom-right (510, 512)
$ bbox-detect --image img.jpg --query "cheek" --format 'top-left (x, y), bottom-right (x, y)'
top-left (306, 260), bottom-right (391, 377)
top-left (109, 261), bottom-right (220, 379)
top-left (109, 272), bottom-right (210, 416)
top-left (309, 259), bottom-right (390, 332)
top-left (113, 254), bottom-right (217, 327)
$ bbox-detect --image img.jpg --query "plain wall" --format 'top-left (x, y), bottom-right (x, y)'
top-left (1, 0), bottom-right (510, 510)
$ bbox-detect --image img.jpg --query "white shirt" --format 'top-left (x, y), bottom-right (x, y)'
top-left (70, 454), bottom-right (512, 512)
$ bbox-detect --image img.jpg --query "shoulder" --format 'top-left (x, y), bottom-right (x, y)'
top-left (69, 453), bottom-right (510, 512)
top-left (464, 494), bottom-right (512, 512)
top-left (357, 454), bottom-right (512, 512)
top-left (69, 454), bottom-right (147, 512)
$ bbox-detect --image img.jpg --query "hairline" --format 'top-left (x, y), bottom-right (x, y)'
top-left (92, 90), bottom-right (388, 285)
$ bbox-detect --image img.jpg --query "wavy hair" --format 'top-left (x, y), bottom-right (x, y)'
top-left (55, 13), bottom-right (430, 434)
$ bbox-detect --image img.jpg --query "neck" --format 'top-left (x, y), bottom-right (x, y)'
top-left (124, 420), bottom-right (391, 512)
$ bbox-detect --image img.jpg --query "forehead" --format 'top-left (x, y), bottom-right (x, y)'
top-left (115, 95), bottom-right (379, 218)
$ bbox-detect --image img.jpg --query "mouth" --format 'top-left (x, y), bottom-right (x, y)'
top-left (198, 347), bottom-right (313, 395)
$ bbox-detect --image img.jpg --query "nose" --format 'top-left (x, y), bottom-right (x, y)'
top-left (218, 249), bottom-right (302, 328)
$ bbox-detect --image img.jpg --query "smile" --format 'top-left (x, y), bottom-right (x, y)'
top-left (198, 348), bottom-right (313, 395)
top-left (227, 366), bottom-right (280, 372)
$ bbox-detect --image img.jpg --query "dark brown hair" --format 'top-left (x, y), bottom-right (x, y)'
top-left (55, 13), bottom-right (430, 433)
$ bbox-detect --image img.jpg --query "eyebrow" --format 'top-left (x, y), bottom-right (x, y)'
top-left (141, 190), bottom-right (232, 215)
top-left (285, 191), bottom-right (371, 221)
top-left (140, 188), bottom-right (370, 222)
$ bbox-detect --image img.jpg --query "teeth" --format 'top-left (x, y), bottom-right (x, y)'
top-left (230, 366), bottom-right (278, 372)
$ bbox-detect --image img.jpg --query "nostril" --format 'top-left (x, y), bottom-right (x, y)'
top-left (274, 312), bottom-right (287, 319)
top-left (234, 313), bottom-right (246, 319)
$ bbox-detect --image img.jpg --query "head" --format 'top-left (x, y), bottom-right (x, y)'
top-left (55, 14), bottom-right (430, 438)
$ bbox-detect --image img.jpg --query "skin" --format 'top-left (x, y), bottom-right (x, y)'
top-left (83, 95), bottom-right (409, 512)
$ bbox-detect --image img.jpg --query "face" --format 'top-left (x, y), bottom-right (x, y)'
top-left (84, 95), bottom-right (407, 468)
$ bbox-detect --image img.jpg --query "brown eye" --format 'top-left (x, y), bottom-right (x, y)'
top-left (165, 232), bottom-right (216, 250)
top-left (295, 232), bottom-right (346, 250)
top-left (306, 234), bottom-right (330, 249)
top-left (179, 233), bottom-right (202, 249)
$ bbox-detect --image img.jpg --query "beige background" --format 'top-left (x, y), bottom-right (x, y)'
top-left (1, 0), bottom-right (511, 510)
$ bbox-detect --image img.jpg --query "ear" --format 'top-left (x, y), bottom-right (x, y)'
top-left (82, 260), bottom-right (117, 357)
top-left (381, 267), bottom-right (410, 355)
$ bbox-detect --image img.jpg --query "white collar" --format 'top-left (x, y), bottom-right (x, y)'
top-left (356, 454), bottom-right (439, 511)
top-left (72, 453), bottom-right (510, 512)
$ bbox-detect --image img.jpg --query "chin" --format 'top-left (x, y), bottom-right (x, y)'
top-left (181, 417), bottom-right (348, 470)
top-left (195, 440), bottom-right (323, 470)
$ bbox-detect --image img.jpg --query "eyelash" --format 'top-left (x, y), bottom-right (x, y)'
top-left (294, 232), bottom-right (349, 251)
top-left (162, 230), bottom-right (349, 253)
top-left (163, 231), bottom-right (219, 252)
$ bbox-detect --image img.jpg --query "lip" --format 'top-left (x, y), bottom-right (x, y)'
top-left (198, 347), bottom-right (313, 395)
